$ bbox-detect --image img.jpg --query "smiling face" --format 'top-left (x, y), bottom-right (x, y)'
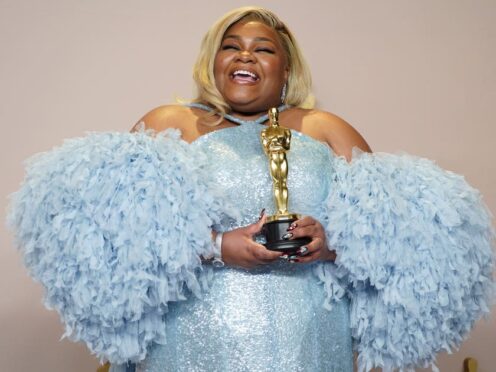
top-left (214, 20), bottom-right (289, 115)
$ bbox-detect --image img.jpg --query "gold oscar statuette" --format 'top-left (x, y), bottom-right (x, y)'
top-left (260, 107), bottom-right (311, 253)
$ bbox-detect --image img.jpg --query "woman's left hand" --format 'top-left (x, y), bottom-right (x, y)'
top-left (285, 216), bottom-right (336, 263)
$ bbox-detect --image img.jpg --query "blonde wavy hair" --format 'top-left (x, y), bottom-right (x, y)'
top-left (192, 6), bottom-right (314, 125)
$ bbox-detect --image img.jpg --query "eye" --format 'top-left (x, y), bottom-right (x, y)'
top-left (221, 44), bottom-right (239, 51)
top-left (255, 48), bottom-right (275, 54)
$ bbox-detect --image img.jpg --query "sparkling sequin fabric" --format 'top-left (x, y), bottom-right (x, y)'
top-left (136, 124), bottom-right (353, 372)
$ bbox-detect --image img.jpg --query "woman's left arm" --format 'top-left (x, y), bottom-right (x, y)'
top-left (317, 110), bottom-right (372, 160)
top-left (304, 110), bottom-right (494, 370)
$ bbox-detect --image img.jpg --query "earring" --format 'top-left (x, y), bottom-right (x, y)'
top-left (280, 83), bottom-right (287, 103)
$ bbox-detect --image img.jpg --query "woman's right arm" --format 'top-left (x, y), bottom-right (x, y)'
top-left (131, 105), bottom-right (186, 134)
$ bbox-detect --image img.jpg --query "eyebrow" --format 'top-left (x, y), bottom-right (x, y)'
top-left (223, 35), bottom-right (275, 43)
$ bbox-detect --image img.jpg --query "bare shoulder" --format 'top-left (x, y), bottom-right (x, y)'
top-left (301, 109), bottom-right (371, 160)
top-left (131, 104), bottom-right (194, 133)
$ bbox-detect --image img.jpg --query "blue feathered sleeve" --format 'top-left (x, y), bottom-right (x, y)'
top-left (6, 129), bottom-right (234, 364)
top-left (319, 151), bottom-right (495, 371)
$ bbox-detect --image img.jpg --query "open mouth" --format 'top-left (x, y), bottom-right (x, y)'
top-left (230, 69), bottom-right (260, 83)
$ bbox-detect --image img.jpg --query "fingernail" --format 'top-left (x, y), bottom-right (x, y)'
top-left (258, 208), bottom-right (266, 220)
top-left (289, 259), bottom-right (299, 263)
top-left (281, 233), bottom-right (293, 240)
top-left (279, 255), bottom-right (289, 260)
top-left (288, 255), bottom-right (298, 260)
top-left (290, 222), bottom-right (297, 229)
top-left (298, 246), bottom-right (308, 255)
top-left (286, 225), bottom-right (295, 231)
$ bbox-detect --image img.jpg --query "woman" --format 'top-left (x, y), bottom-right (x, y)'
top-left (8, 6), bottom-right (494, 372)
top-left (129, 7), bottom-right (370, 372)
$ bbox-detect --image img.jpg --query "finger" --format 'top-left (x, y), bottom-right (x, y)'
top-left (296, 239), bottom-right (329, 263)
top-left (246, 210), bottom-right (267, 236)
top-left (296, 245), bottom-right (310, 256)
top-left (284, 245), bottom-right (316, 263)
top-left (293, 252), bottom-right (317, 263)
top-left (282, 248), bottom-right (310, 261)
top-left (295, 237), bottom-right (323, 256)
top-left (252, 244), bottom-right (283, 261)
top-left (258, 249), bottom-right (284, 262)
top-left (288, 225), bottom-right (316, 240)
top-left (307, 237), bottom-right (324, 253)
top-left (288, 216), bottom-right (316, 229)
top-left (258, 208), bottom-right (266, 220)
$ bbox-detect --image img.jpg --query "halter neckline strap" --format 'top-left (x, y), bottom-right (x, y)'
top-left (186, 102), bottom-right (290, 126)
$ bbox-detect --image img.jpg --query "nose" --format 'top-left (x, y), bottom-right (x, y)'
top-left (236, 50), bottom-right (256, 63)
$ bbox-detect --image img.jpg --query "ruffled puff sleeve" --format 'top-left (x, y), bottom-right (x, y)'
top-left (6, 128), bottom-right (236, 364)
top-left (316, 150), bottom-right (495, 372)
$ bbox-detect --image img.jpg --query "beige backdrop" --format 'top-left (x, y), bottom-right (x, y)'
top-left (1, 1), bottom-right (494, 371)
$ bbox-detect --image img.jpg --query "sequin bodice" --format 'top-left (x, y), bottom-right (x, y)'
top-left (192, 124), bottom-right (333, 227)
top-left (136, 124), bottom-right (352, 372)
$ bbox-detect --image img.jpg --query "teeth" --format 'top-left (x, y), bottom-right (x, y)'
top-left (233, 70), bottom-right (258, 79)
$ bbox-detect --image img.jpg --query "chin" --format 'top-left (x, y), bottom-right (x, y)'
top-left (225, 96), bottom-right (258, 109)
top-left (227, 97), bottom-right (280, 113)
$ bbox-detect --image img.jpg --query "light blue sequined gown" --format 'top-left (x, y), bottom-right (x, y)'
top-left (136, 124), bottom-right (353, 372)
top-left (8, 109), bottom-right (496, 372)
top-left (9, 113), bottom-right (493, 371)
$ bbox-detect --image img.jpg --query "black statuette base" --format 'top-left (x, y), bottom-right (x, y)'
top-left (262, 219), bottom-right (311, 254)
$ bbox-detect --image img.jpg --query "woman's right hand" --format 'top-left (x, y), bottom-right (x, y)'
top-left (221, 211), bottom-right (283, 269)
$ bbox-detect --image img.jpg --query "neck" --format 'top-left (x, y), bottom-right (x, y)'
top-left (186, 102), bottom-right (290, 125)
top-left (229, 110), bottom-right (266, 120)
top-left (224, 104), bottom-right (289, 126)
